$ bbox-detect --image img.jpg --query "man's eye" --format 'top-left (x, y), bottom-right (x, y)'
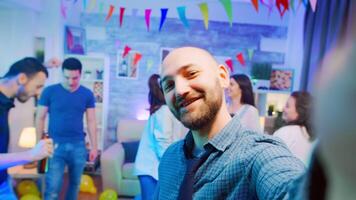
top-left (187, 71), bottom-right (198, 78)
top-left (163, 82), bottom-right (174, 92)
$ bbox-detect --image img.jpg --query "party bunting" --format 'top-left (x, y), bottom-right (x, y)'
top-left (60, 0), bottom-right (67, 19)
top-left (133, 53), bottom-right (142, 66)
top-left (88, 0), bottom-right (96, 12)
top-left (199, 3), bottom-right (209, 30)
top-left (247, 49), bottom-right (254, 60)
top-left (219, 0), bottom-right (233, 27)
top-left (276, 0), bottom-right (289, 17)
top-left (260, 0), bottom-right (274, 16)
top-left (251, 0), bottom-right (259, 12)
top-left (99, 2), bottom-right (104, 12)
top-left (83, 0), bottom-right (87, 11)
top-left (145, 9), bottom-right (152, 31)
top-left (225, 59), bottom-right (234, 72)
top-left (146, 59), bottom-right (154, 72)
top-left (290, 0), bottom-right (295, 13)
top-left (119, 7), bottom-right (125, 27)
top-left (236, 53), bottom-right (246, 66)
top-left (309, 0), bottom-right (317, 12)
top-left (302, 0), bottom-right (309, 7)
top-left (177, 6), bottom-right (189, 28)
top-left (105, 5), bottom-right (115, 22)
top-left (122, 45), bottom-right (132, 58)
top-left (159, 8), bottom-right (169, 31)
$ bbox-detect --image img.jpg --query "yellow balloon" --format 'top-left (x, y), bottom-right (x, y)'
top-left (20, 194), bottom-right (41, 200)
top-left (17, 180), bottom-right (40, 197)
top-left (79, 174), bottom-right (97, 194)
top-left (99, 189), bottom-right (117, 200)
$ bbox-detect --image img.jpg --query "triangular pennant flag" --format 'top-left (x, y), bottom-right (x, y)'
top-left (119, 7), bottom-right (125, 27)
top-left (99, 2), bottom-right (104, 12)
top-left (260, 0), bottom-right (274, 16)
top-left (60, 0), bottom-right (67, 19)
top-left (309, 0), bottom-right (317, 12)
top-left (236, 53), bottom-right (246, 66)
top-left (83, 0), bottom-right (87, 11)
top-left (132, 8), bottom-right (138, 17)
top-left (159, 8), bottom-right (169, 32)
top-left (225, 59), bottom-right (234, 72)
top-left (105, 5), bottom-right (115, 21)
top-left (177, 6), bottom-right (189, 28)
top-left (247, 49), bottom-right (254, 60)
top-left (290, 0), bottom-right (295, 13)
top-left (133, 53), bottom-right (142, 66)
top-left (146, 59), bottom-right (154, 72)
top-left (251, 0), bottom-right (259, 12)
top-left (115, 40), bottom-right (120, 48)
top-left (122, 45), bottom-right (132, 58)
top-left (199, 3), bottom-right (209, 30)
top-left (302, 0), bottom-right (309, 6)
top-left (88, 0), bottom-right (96, 11)
top-left (219, 0), bottom-right (233, 27)
top-left (276, 0), bottom-right (289, 18)
top-left (145, 9), bottom-right (152, 31)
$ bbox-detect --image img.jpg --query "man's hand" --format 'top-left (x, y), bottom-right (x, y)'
top-left (29, 139), bottom-right (54, 161)
top-left (89, 149), bottom-right (98, 162)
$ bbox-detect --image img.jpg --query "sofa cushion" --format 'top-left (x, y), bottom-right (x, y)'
top-left (122, 163), bottom-right (138, 180)
top-left (122, 141), bottom-right (139, 163)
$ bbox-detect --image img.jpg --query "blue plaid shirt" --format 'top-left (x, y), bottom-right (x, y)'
top-left (155, 115), bottom-right (305, 200)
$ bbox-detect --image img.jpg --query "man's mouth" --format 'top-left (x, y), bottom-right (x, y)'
top-left (178, 96), bottom-right (202, 109)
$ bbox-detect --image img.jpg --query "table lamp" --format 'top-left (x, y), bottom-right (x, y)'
top-left (18, 127), bottom-right (37, 168)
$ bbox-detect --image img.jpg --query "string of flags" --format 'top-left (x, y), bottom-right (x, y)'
top-left (62, 0), bottom-right (318, 31)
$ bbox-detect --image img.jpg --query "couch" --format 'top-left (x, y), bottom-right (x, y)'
top-left (101, 119), bottom-right (147, 197)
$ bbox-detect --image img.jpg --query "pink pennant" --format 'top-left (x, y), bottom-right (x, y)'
top-left (276, 0), bottom-right (289, 17)
top-left (309, 0), bottom-right (317, 12)
top-left (251, 0), bottom-right (259, 12)
top-left (105, 5), bottom-right (115, 21)
top-left (145, 9), bottom-right (152, 31)
top-left (236, 53), bottom-right (246, 66)
top-left (119, 7), bottom-right (125, 27)
top-left (122, 45), bottom-right (131, 58)
top-left (225, 59), bottom-right (234, 72)
top-left (133, 53), bottom-right (142, 66)
top-left (60, 0), bottom-right (67, 19)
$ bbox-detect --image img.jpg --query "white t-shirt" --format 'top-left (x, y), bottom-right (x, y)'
top-left (235, 104), bottom-right (262, 133)
top-left (274, 125), bottom-right (313, 165)
top-left (134, 105), bottom-right (187, 180)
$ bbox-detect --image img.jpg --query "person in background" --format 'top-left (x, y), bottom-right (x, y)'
top-left (36, 57), bottom-right (98, 200)
top-left (135, 74), bottom-right (187, 200)
top-left (0, 57), bottom-right (54, 200)
top-left (155, 47), bottom-right (304, 199)
top-left (227, 74), bottom-right (262, 132)
top-left (273, 91), bottom-right (315, 165)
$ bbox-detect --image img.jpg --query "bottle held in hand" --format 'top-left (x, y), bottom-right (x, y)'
top-left (38, 133), bottom-right (49, 174)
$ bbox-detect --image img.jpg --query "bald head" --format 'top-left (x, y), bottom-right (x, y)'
top-left (162, 47), bottom-right (219, 76)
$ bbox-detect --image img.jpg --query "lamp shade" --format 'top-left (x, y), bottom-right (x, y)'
top-left (18, 127), bottom-right (37, 148)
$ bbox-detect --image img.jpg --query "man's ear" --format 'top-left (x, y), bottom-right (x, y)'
top-left (217, 64), bottom-right (230, 88)
top-left (17, 73), bottom-right (29, 85)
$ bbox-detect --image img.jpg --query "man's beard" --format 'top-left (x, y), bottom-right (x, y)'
top-left (16, 86), bottom-right (30, 103)
top-left (172, 81), bottom-right (223, 130)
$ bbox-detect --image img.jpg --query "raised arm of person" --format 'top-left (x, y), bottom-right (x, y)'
top-left (35, 105), bottom-right (48, 138)
top-left (86, 107), bottom-right (98, 161)
top-left (0, 139), bottom-right (53, 170)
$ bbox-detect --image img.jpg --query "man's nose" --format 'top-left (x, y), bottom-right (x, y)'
top-left (175, 76), bottom-right (190, 97)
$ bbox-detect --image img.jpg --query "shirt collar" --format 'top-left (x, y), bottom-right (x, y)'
top-left (0, 92), bottom-right (15, 109)
top-left (183, 115), bottom-right (242, 158)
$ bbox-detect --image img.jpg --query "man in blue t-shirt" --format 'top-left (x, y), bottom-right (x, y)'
top-left (36, 57), bottom-right (98, 200)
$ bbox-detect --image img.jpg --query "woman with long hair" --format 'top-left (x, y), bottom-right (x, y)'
top-left (134, 74), bottom-right (187, 200)
top-left (227, 74), bottom-right (261, 132)
top-left (273, 91), bottom-right (314, 165)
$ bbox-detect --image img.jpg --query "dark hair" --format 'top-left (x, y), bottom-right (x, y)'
top-left (3, 57), bottom-right (48, 78)
top-left (230, 74), bottom-right (255, 106)
top-left (62, 57), bottom-right (82, 73)
top-left (148, 74), bottom-right (165, 115)
top-left (287, 91), bottom-right (314, 139)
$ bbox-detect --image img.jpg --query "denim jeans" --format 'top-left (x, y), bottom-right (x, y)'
top-left (0, 178), bottom-right (17, 200)
top-left (45, 140), bottom-right (87, 200)
top-left (138, 175), bottom-right (157, 200)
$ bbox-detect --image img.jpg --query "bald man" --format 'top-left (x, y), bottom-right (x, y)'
top-left (155, 47), bottom-right (305, 200)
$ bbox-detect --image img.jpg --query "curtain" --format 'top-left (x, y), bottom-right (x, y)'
top-left (301, 0), bottom-right (353, 91)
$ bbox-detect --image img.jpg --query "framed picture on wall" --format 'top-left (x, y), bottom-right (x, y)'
top-left (269, 68), bottom-right (294, 91)
top-left (64, 26), bottom-right (86, 55)
top-left (116, 50), bottom-right (141, 79)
